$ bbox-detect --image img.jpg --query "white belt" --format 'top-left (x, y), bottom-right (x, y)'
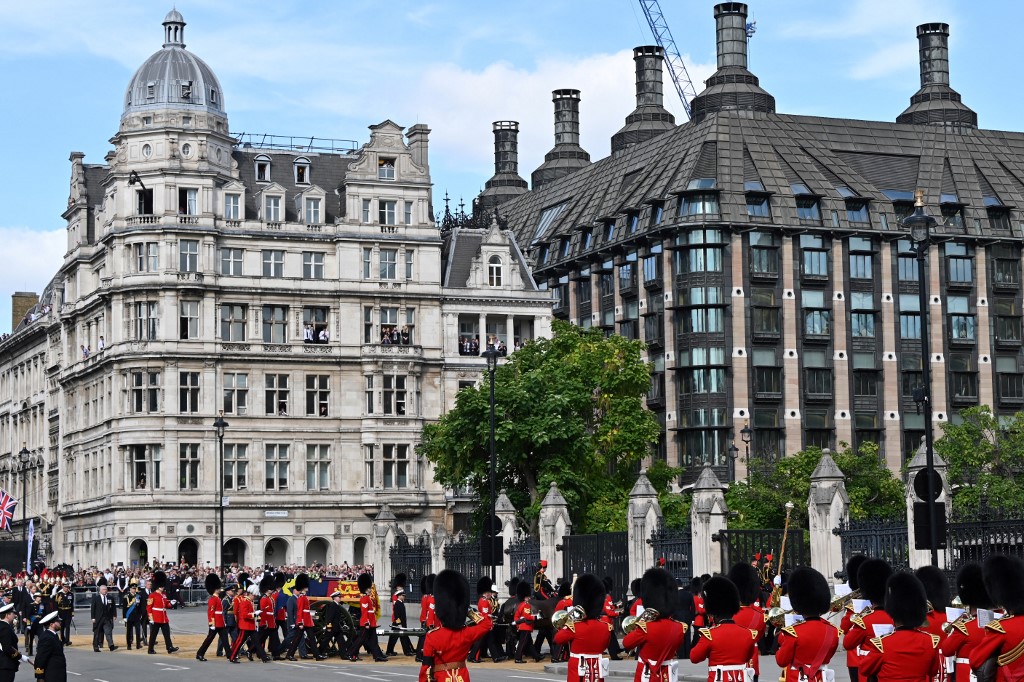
top-left (710, 665), bottom-right (748, 672)
top-left (956, 659), bottom-right (971, 665)
top-left (572, 653), bottom-right (604, 660)
top-left (214, 610), bottom-right (223, 615)
top-left (302, 609), bottom-right (311, 614)
top-left (152, 608), bottom-right (165, 612)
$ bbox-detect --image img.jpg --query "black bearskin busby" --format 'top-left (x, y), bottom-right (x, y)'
top-left (702, 575), bottom-right (741, 620)
top-left (516, 580), bottom-right (532, 600)
top-left (97, 576), bottom-right (108, 587)
top-left (884, 572), bottom-right (928, 628)
top-left (630, 578), bottom-right (643, 601)
top-left (476, 576), bottom-right (494, 596)
top-left (433, 569), bottom-right (470, 630)
top-left (237, 572), bottom-right (250, 591)
top-left (915, 565), bottom-right (950, 612)
top-left (274, 571), bottom-right (286, 589)
top-left (603, 576), bottom-right (614, 595)
top-left (573, 573), bottom-right (606, 620)
top-left (727, 562), bottom-right (762, 605)
top-left (259, 575), bottom-right (275, 594)
top-left (857, 558), bottom-right (893, 607)
top-left (983, 555), bottom-right (1024, 615)
top-left (846, 554), bottom-right (868, 591)
top-left (294, 573), bottom-right (310, 592)
top-left (507, 576), bottom-right (520, 597)
top-left (788, 567), bottom-right (831, 618)
top-left (558, 580), bottom-right (571, 599)
top-left (392, 572), bottom-right (408, 591)
top-left (151, 570), bottom-right (167, 591)
top-left (422, 573), bottom-right (435, 596)
top-left (357, 572), bottom-right (373, 594)
top-left (640, 567), bottom-right (678, 617)
top-left (205, 573), bottom-right (222, 596)
top-left (956, 563), bottom-right (994, 609)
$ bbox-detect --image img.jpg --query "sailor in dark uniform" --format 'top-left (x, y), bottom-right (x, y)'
top-left (34, 611), bottom-right (67, 682)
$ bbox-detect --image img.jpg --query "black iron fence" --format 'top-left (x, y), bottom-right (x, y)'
top-left (389, 530), bottom-right (433, 603)
top-left (443, 532), bottom-right (486, 588)
top-left (713, 528), bottom-right (808, 574)
top-left (649, 523), bottom-right (693, 582)
top-left (833, 518), bottom-right (910, 573)
top-left (560, 531), bottom-right (629, 598)
top-left (945, 508), bottom-right (1024, 585)
top-left (506, 534), bottom-right (540, 582)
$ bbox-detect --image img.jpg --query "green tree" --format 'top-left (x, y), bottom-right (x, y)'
top-left (418, 320), bottom-right (662, 532)
top-left (725, 442), bottom-right (905, 529)
top-left (935, 405), bottom-right (1024, 515)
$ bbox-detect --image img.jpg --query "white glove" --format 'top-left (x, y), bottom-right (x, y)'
top-left (170, 600), bottom-right (177, 605)
top-left (21, 655), bottom-right (30, 663)
top-left (773, 576), bottom-right (782, 587)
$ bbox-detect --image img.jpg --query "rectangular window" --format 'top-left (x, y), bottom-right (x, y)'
top-left (746, 195), bottom-right (771, 218)
top-left (224, 193), bottom-right (240, 220)
top-left (361, 198), bottom-right (371, 223)
top-left (679, 193), bottom-right (720, 217)
top-left (130, 445), bottom-right (161, 490)
top-left (303, 306), bottom-right (329, 342)
top-left (749, 232), bottom-right (779, 277)
top-left (379, 200), bottom-right (397, 225)
top-left (265, 444), bottom-right (289, 491)
top-left (796, 197), bottom-right (822, 221)
top-left (264, 195), bottom-right (281, 222)
top-left (128, 371), bottom-right (160, 413)
top-left (305, 198), bottom-right (321, 224)
top-left (853, 372), bottom-right (879, 397)
top-left (178, 187), bottom-right (198, 215)
top-left (306, 444), bottom-right (330, 490)
top-left (365, 375), bottom-right (375, 414)
top-left (752, 349), bottom-right (782, 397)
top-left (262, 305), bottom-right (287, 343)
top-left (947, 256), bottom-right (974, 284)
top-left (899, 294), bottom-right (921, 339)
top-left (993, 245), bottom-right (1021, 286)
top-left (383, 375), bottom-right (407, 416)
top-left (302, 252), bottom-right (325, 279)
top-left (378, 158), bottom-right (396, 180)
top-left (846, 202), bottom-right (870, 224)
top-left (261, 250), bottom-right (284, 278)
top-left (223, 372), bottom-right (248, 415)
top-left (950, 353), bottom-right (978, 402)
top-left (804, 310), bottom-right (831, 337)
top-left (179, 443), bottom-right (199, 491)
top-left (178, 371), bottom-right (199, 413)
top-left (220, 304), bottom-right (246, 341)
top-left (306, 374), bottom-right (330, 416)
top-left (380, 249), bottom-right (398, 279)
top-left (802, 250), bottom-right (828, 278)
top-left (364, 444), bottom-right (375, 489)
top-left (901, 353), bottom-right (923, 399)
top-left (223, 444), bottom-right (247, 490)
top-left (179, 239), bottom-right (199, 272)
top-left (132, 301), bottom-right (159, 340)
top-left (363, 306), bottom-right (374, 344)
top-left (179, 300), bottom-right (199, 340)
top-left (134, 242), bottom-right (159, 272)
top-left (804, 409), bottom-right (832, 449)
top-left (948, 295), bottom-right (976, 341)
top-left (995, 299), bottom-right (1022, 343)
top-left (383, 444), bottom-right (409, 489)
top-left (219, 248), bottom-right (243, 275)
top-left (849, 254), bottom-right (872, 279)
top-left (265, 374), bottom-right (289, 415)
top-left (363, 247), bottom-right (372, 279)
top-left (404, 200), bottom-right (413, 225)
top-left (136, 189), bottom-right (154, 215)
top-left (405, 250), bottom-right (414, 279)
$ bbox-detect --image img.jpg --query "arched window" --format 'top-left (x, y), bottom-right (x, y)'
top-left (294, 157), bottom-right (311, 185)
top-left (488, 255), bottom-right (503, 287)
top-left (254, 155), bottom-right (271, 183)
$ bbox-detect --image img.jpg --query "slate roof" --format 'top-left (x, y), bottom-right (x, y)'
top-left (442, 225), bottom-right (539, 291)
top-left (231, 149), bottom-right (355, 224)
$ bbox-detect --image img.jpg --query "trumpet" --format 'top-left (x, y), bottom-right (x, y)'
top-left (552, 605), bottom-right (586, 630)
top-left (622, 608), bottom-right (660, 634)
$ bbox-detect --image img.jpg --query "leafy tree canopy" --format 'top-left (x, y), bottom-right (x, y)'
top-left (725, 442), bottom-right (905, 529)
top-left (418, 320), bottom-right (663, 533)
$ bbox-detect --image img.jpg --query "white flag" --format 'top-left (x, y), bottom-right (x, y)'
top-left (26, 519), bottom-right (34, 570)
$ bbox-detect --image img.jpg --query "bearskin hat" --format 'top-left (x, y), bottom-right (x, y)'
top-left (97, 576), bottom-right (108, 587)
top-left (507, 576), bottom-right (520, 597)
top-left (956, 563), bottom-right (994, 609)
top-left (603, 576), bottom-right (614, 594)
top-left (788, 567), bottom-right (831, 618)
top-left (640, 567), bottom-right (678, 617)
top-left (573, 573), bottom-right (606, 620)
top-left (477, 576), bottom-right (494, 595)
top-left (857, 558), bottom-right (893, 607)
top-left (205, 573), bottom-right (222, 596)
top-left (237, 572), bottom-right (250, 591)
top-left (727, 562), bottom-right (762, 605)
top-left (630, 578), bottom-right (643, 600)
top-left (558, 580), bottom-right (572, 599)
top-left (433, 569), bottom-right (470, 630)
top-left (259, 575), bottom-right (275, 594)
top-left (846, 554), bottom-right (868, 591)
top-left (702, 576), bottom-right (741, 620)
top-left (983, 555), bottom-right (1024, 615)
top-left (151, 570), bottom-right (167, 590)
top-left (915, 565), bottom-right (950, 612)
top-left (357, 573), bottom-right (373, 593)
top-left (274, 572), bottom-right (286, 589)
top-left (392, 572), bottom-right (408, 591)
top-left (884, 572), bottom-right (928, 628)
top-left (294, 573), bottom-right (310, 592)
top-left (422, 573), bottom-right (435, 596)
top-left (516, 580), bottom-right (532, 600)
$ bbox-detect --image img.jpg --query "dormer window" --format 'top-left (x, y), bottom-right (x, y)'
top-left (605, 221), bottom-right (616, 242)
top-left (792, 184), bottom-right (821, 222)
top-left (255, 155), bottom-right (271, 183)
top-left (146, 82), bottom-right (155, 99)
top-left (846, 200), bottom-right (870, 224)
top-left (210, 89), bottom-right (218, 105)
top-left (181, 81), bottom-right (193, 100)
top-left (488, 256), bottom-right (503, 287)
top-left (294, 158), bottom-right (311, 185)
top-left (378, 158), bottom-right (396, 181)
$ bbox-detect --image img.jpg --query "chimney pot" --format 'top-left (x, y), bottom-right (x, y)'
top-left (633, 46), bottom-right (666, 109)
top-left (714, 2), bottom-right (749, 70)
top-left (916, 22), bottom-right (950, 87)
top-left (551, 89), bottom-right (582, 147)
top-left (492, 121), bottom-right (521, 175)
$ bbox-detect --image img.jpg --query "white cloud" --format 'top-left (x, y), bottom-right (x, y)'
top-left (0, 227), bottom-right (65, 334)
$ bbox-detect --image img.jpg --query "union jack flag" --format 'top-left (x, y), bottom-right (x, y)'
top-left (0, 489), bottom-right (16, 532)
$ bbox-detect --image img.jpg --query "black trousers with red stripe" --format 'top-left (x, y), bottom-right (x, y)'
top-left (230, 628), bottom-right (265, 661)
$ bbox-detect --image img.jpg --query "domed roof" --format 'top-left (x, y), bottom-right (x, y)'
top-left (122, 10), bottom-right (226, 120)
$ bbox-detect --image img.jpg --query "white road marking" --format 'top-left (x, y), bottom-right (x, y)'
top-left (95, 678), bottom-right (110, 682)
top-left (334, 672), bottom-right (389, 681)
top-left (154, 664), bottom-right (190, 671)
top-left (67, 673), bottom-right (82, 677)
top-left (509, 676), bottom-right (560, 681)
top-left (374, 672), bottom-right (417, 678)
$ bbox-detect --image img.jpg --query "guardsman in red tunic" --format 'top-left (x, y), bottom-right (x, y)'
top-left (284, 573), bottom-right (325, 661)
top-left (842, 558), bottom-right (894, 681)
top-left (969, 555), bottom-right (1024, 682)
top-left (940, 563), bottom-right (993, 682)
top-left (416, 574), bottom-right (436, 662)
top-left (514, 581), bottom-right (542, 663)
top-left (775, 567), bottom-right (840, 682)
top-left (195, 574), bottom-right (224, 661)
top-left (861, 572), bottom-right (941, 682)
top-left (418, 569), bottom-right (493, 682)
top-left (629, 578), bottom-right (645, 617)
top-left (691, 575), bottom-right (758, 682)
top-left (555, 573), bottom-right (614, 682)
top-left (551, 581), bottom-right (574, 664)
top-left (146, 571), bottom-right (178, 654)
top-left (837, 556), bottom-right (869, 682)
top-left (344, 572), bottom-right (388, 662)
top-left (623, 567), bottom-right (688, 682)
top-left (229, 586), bottom-right (269, 663)
top-left (728, 562), bottom-right (767, 682)
top-left (469, 576), bottom-right (504, 663)
top-left (257, 577), bottom-right (279, 658)
top-left (916, 566), bottom-right (951, 682)
top-left (603, 577), bottom-right (624, 660)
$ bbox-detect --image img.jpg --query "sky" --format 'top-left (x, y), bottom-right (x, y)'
top-left (1, 0), bottom-right (1023, 333)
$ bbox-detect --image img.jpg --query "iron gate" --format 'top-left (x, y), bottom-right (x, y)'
top-left (649, 523), bottom-right (693, 582)
top-left (443, 532), bottom-right (486, 587)
top-left (713, 528), bottom-right (807, 574)
top-left (389, 530), bottom-right (432, 603)
top-left (945, 507), bottom-right (1024, 584)
top-left (833, 519), bottom-right (909, 574)
top-left (507, 534), bottom-right (540, 582)
top-left (560, 531), bottom-right (629, 598)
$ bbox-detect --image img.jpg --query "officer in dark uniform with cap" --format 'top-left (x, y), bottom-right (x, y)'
top-left (0, 602), bottom-right (28, 682)
top-left (34, 610), bottom-right (67, 682)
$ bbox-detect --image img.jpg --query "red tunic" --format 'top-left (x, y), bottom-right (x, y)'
top-left (734, 604), bottom-right (766, 674)
top-left (630, 598), bottom-right (645, 617)
top-left (515, 600), bottom-right (536, 632)
top-left (841, 605), bottom-right (858, 669)
top-left (694, 595), bottom-right (706, 628)
top-left (417, 619), bottom-right (493, 682)
top-left (235, 596), bottom-right (256, 631)
top-left (861, 628), bottom-right (941, 682)
top-left (259, 596), bottom-right (276, 629)
top-left (924, 611), bottom-right (948, 639)
top-left (423, 594), bottom-right (437, 628)
top-left (555, 619), bottom-right (613, 682)
top-left (775, 618), bottom-right (841, 682)
top-left (602, 595), bottom-right (619, 627)
top-left (295, 593), bottom-right (314, 628)
top-left (624, 618), bottom-right (689, 682)
top-left (941, 614), bottom-right (983, 682)
top-left (477, 596), bottom-right (495, 621)
top-left (147, 590), bottom-right (170, 624)
top-left (207, 594), bottom-right (225, 628)
top-left (843, 607), bottom-right (894, 671)
top-left (360, 593), bottom-right (377, 628)
top-left (969, 614), bottom-right (1024, 682)
top-left (556, 597), bottom-right (573, 612)
top-left (690, 622), bottom-right (758, 682)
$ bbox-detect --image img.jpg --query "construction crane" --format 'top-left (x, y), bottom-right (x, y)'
top-left (638, 0), bottom-right (699, 120)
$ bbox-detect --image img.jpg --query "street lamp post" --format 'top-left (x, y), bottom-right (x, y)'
top-left (481, 344), bottom-right (500, 583)
top-left (213, 412), bottom-right (229, 579)
top-left (904, 188), bottom-right (940, 567)
top-left (727, 443), bottom-right (739, 483)
top-left (18, 446), bottom-right (30, 559)
top-left (740, 424), bottom-right (752, 483)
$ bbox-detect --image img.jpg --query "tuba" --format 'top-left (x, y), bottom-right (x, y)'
top-left (622, 608), bottom-right (660, 634)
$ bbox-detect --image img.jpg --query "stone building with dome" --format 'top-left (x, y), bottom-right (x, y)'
top-left (0, 10), bottom-right (551, 570)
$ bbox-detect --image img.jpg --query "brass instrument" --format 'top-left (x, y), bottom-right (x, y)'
top-left (467, 606), bottom-right (485, 625)
top-left (552, 605), bottom-right (586, 630)
top-left (769, 502), bottom-right (795, 609)
top-left (767, 607), bottom-right (795, 628)
top-left (828, 589), bottom-right (862, 613)
top-left (622, 607), bottom-right (660, 634)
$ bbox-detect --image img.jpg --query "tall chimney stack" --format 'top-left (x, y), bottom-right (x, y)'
top-left (897, 23), bottom-right (976, 130)
top-left (715, 2), bottom-right (749, 70)
top-left (611, 47), bottom-right (676, 154)
top-left (476, 121), bottom-right (529, 214)
top-left (532, 89), bottom-right (591, 190)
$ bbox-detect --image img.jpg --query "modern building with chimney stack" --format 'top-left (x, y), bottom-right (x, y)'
top-left (0, 10), bottom-right (551, 568)
top-left (482, 2), bottom-right (1024, 484)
